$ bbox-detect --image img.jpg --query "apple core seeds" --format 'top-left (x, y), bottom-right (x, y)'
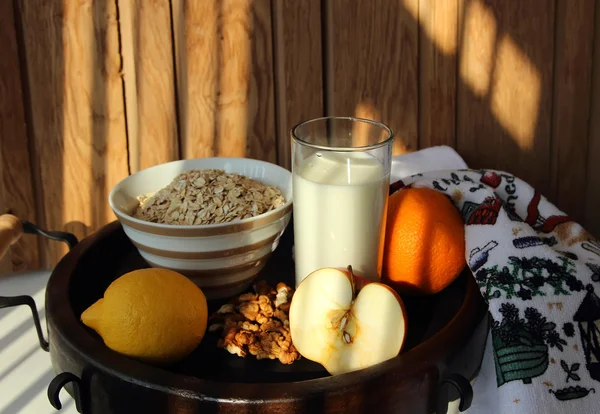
top-left (133, 169), bottom-right (286, 225)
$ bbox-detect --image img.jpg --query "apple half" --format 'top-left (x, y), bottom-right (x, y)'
top-left (289, 266), bottom-right (408, 376)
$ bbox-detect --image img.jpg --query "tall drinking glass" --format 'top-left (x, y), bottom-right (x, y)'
top-left (291, 116), bottom-right (394, 287)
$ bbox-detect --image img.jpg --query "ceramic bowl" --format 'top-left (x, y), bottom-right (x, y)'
top-left (108, 157), bottom-right (293, 299)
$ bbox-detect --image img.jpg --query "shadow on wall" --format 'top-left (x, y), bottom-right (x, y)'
top-left (174, 0), bottom-right (253, 161)
top-left (453, 0), bottom-right (552, 197)
top-left (12, 0), bottom-right (599, 271)
top-left (15, 0), bottom-right (65, 269)
top-left (17, 0), bottom-right (114, 267)
top-left (15, 0), bottom-right (275, 270)
top-left (353, 0), bottom-right (594, 229)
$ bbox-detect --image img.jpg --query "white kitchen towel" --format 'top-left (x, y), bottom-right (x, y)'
top-left (391, 147), bottom-right (600, 414)
top-left (391, 145), bottom-right (468, 183)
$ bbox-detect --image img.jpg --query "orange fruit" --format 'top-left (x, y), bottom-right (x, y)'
top-left (382, 187), bottom-right (466, 295)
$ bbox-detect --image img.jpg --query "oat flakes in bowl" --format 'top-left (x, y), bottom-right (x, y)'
top-left (108, 157), bottom-right (293, 300)
top-left (134, 169), bottom-right (286, 226)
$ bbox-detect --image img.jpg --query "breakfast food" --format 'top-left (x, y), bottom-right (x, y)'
top-left (289, 266), bottom-right (408, 376)
top-left (80, 268), bottom-right (208, 365)
top-left (209, 280), bottom-right (301, 364)
top-left (134, 169), bottom-right (286, 225)
top-left (382, 187), bottom-right (466, 295)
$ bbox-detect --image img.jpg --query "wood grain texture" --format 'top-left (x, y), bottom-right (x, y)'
top-left (419, 0), bottom-right (458, 149)
top-left (19, 0), bottom-right (129, 266)
top-left (457, 0), bottom-right (555, 196)
top-left (0, 0), bottom-right (39, 272)
top-left (174, 0), bottom-right (277, 162)
top-left (585, 2), bottom-right (600, 238)
top-left (550, 0), bottom-right (596, 223)
top-left (272, 0), bottom-right (323, 170)
top-left (328, 0), bottom-right (419, 155)
top-left (118, 0), bottom-right (179, 172)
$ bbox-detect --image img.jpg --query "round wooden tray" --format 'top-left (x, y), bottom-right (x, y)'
top-left (45, 220), bottom-right (489, 414)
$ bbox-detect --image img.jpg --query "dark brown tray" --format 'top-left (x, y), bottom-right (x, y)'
top-left (44, 219), bottom-right (489, 414)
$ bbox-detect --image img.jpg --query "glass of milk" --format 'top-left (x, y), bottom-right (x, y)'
top-left (291, 116), bottom-right (394, 286)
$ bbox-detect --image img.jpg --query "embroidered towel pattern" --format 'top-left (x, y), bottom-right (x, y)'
top-left (392, 169), bottom-right (600, 413)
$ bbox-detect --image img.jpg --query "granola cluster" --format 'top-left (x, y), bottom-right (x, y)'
top-left (133, 169), bottom-right (286, 225)
top-left (208, 280), bottom-right (300, 364)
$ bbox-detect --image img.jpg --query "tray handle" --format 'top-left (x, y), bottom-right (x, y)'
top-left (0, 217), bottom-right (78, 351)
top-left (0, 295), bottom-right (49, 351)
top-left (0, 214), bottom-right (78, 261)
top-left (436, 373), bottom-right (473, 414)
top-left (48, 372), bottom-right (83, 413)
top-left (21, 219), bottom-right (79, 250)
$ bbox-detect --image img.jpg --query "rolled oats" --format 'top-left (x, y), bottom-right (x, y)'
top-left (133, 169), bottom-right (286, 225)
top-left (208, 280), bottom-right (300, 365)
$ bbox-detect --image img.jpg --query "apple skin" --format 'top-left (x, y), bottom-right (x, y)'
top-left (352, 272), bottom-right (372, 291)
top-left (289, 266), bottom-right (408, 376)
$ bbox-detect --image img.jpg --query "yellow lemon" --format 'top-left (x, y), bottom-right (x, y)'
top-left (81, 268), bottom-right (208, 365)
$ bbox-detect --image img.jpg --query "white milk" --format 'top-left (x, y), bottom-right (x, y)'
top-left (293, 151), bottom-right (389, 286)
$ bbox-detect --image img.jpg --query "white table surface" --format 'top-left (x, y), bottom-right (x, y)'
top-left (0, 270), bottom-right (77, 414)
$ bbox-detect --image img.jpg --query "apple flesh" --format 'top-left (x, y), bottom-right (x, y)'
top-left (289, 266), bottom-right (408, 376)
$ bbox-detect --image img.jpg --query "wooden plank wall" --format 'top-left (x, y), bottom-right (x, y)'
top-left (1, 0), bottom-right (600, 272)
top-left (119, 0), bottom-right (179, 172)
top-left (18, 0), bottom-right (131, 267)
top-left (0, 0), bottom-right (38, 273)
